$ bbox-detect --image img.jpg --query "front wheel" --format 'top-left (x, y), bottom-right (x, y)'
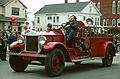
top-left (102, 46), bottom-right (114, 67)
top-left (9, 55), bottom-right (28, 72)
top-left (45, 48), bottom-right (65, 77)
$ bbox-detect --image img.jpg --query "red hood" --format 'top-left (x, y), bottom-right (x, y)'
top-left (39, 30), bottom-right (64, 43)
top-left (39, 30), bottom-right (62, 36)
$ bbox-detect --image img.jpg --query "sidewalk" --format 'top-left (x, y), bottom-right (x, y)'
top-left (116, 53), bottom-right (120, 56)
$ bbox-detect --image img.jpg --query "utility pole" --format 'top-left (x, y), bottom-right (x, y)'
top-left (65, 0), bottom-right (68, 3)
top-left (76, 0), bottom-right (79, 3)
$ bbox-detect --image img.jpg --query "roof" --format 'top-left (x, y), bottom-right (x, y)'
top-left (0, 14), bottom-right (26, 22)
top-left (0, 0), bottom-right (11, 6)
top-left (0, 0), bottom-right (26, 8)
top-left (35, 1), bottom-right (90, 14)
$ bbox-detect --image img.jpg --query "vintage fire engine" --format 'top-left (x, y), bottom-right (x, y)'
top-left (9, 21), bottom-right (117, 76)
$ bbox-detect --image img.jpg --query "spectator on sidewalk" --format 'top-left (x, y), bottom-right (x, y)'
top-left (8, 33), bottom-right (17, 51)
top-left (113, 33), bottom-right (120, 53)
top-left (0, 28), bottom-right (8, 61)
top-left (116, 34), bottom-right (120, 52)
top-left (0, 30), bottom-right (2, 60)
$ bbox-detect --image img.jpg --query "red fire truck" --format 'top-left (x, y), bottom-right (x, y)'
top-left (9, 22), bottom-right (117, 76)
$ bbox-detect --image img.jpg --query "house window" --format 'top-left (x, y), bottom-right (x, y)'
top-left (106, 19), bottom-right (109, 26)
top-left (103, 19), bottom-right (106, 26)
top-left (89, 6), bottom-right (92, 13)
top-left (53, 17), bottom-right (55, 23)
top-left (25, 10), bottom-right (27, 18)
top-left (12, 7), bottom-right (19, 16)
top-left (103, 19), bottom-right (105, 26)
top-left (83, 16), bottom-right (86, 21)
top-left (112, 1), bottom-right (116, 14)
top-left (97, 2), bottom-right (100, 11)
top-left (118, 19), bottom-right (120, 26)
top-left (103, 19), bottom-right (109, 26)
top-left (56, 16), bottom-right (59, 23)
top-left (48, 16), bottom-right (52, 20)
top-left (112, 19), bottom-right (116, 26)
top-left (118, 0), bottom-right (120, 14)
top-left (95, 17), bottom-right (99, 26)
top-left (37, 17), bottom-right (40, 23)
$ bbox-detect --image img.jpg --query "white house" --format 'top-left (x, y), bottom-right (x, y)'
top-left (34, 1), bottom-right (101, 30)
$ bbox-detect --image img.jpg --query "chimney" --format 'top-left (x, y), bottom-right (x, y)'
top-left (76, 0), bottom-right (79, 3)
top-left (65, 0), bottom-right (68, 3)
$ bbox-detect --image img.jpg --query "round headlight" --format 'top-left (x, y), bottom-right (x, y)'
top-left (39, 36), bottom-right (47, 45)
top-left (17, 35), bottom-right (24, 44)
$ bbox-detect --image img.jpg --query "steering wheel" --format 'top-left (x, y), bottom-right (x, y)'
top-left (60, 23), bottom-right (66, 29)
top-left (58, 23), bottom-right (67, 35)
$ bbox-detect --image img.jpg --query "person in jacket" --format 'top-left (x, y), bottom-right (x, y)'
top-left (47, 23), bottom-right (52, 31)
top-left (1, 28), bottom-right (8, 61)
top-left (1, 33), bottom-right (8, 61)
top-left (114, 34), bottom-right (120, 52)
top-left (8, 33), bottom-right (17, 51)
top-left (0, 31), bottom-right (2, 60)
top-left (65, 15), bottom-right (78, 46)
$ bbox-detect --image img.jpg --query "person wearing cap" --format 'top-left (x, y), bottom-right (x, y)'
top-left (47, 23), bottom-right (52, 31)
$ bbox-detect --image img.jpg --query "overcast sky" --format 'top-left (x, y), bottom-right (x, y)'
top-left (21, 0), bottom-right (90, 21)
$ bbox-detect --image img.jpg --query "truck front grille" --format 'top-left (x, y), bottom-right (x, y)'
top-left (26, 36), bottom-right (38, 52)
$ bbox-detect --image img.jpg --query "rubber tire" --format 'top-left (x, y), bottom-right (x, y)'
top-left (45, 48), bottom-right (65, 77)
top-left (102, 46), bottom-right (114, 67)
top-left (9, 55), bottom-right (28, 72)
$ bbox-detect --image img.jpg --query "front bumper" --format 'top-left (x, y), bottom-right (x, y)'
top-left (9, 52), bottom-right (47, 58)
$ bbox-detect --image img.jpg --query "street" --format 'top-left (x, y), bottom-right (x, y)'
top-left (0, 54), bottom-right (120, 79)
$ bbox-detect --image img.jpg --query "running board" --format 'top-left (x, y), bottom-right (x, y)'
top-left (72, 57), bottom-right (104, 62)
top-left (9, 52), bottom-right (47, 58)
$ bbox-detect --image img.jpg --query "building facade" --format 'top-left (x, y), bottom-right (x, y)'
top-left (34, 1), bottom-right (101, 30)
top-left (0, 0), bottom-right (27, 32)
top-left (91, 0), bottom-right (120, 27)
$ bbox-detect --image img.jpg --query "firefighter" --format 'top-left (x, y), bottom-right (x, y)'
top-left (47, 23), bottom-right (52, 31)
top-left (65, 15), bottom-right (78, 46)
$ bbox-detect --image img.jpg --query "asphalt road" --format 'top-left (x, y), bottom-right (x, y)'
top-left (0, 54), bottom-right (120, 79)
